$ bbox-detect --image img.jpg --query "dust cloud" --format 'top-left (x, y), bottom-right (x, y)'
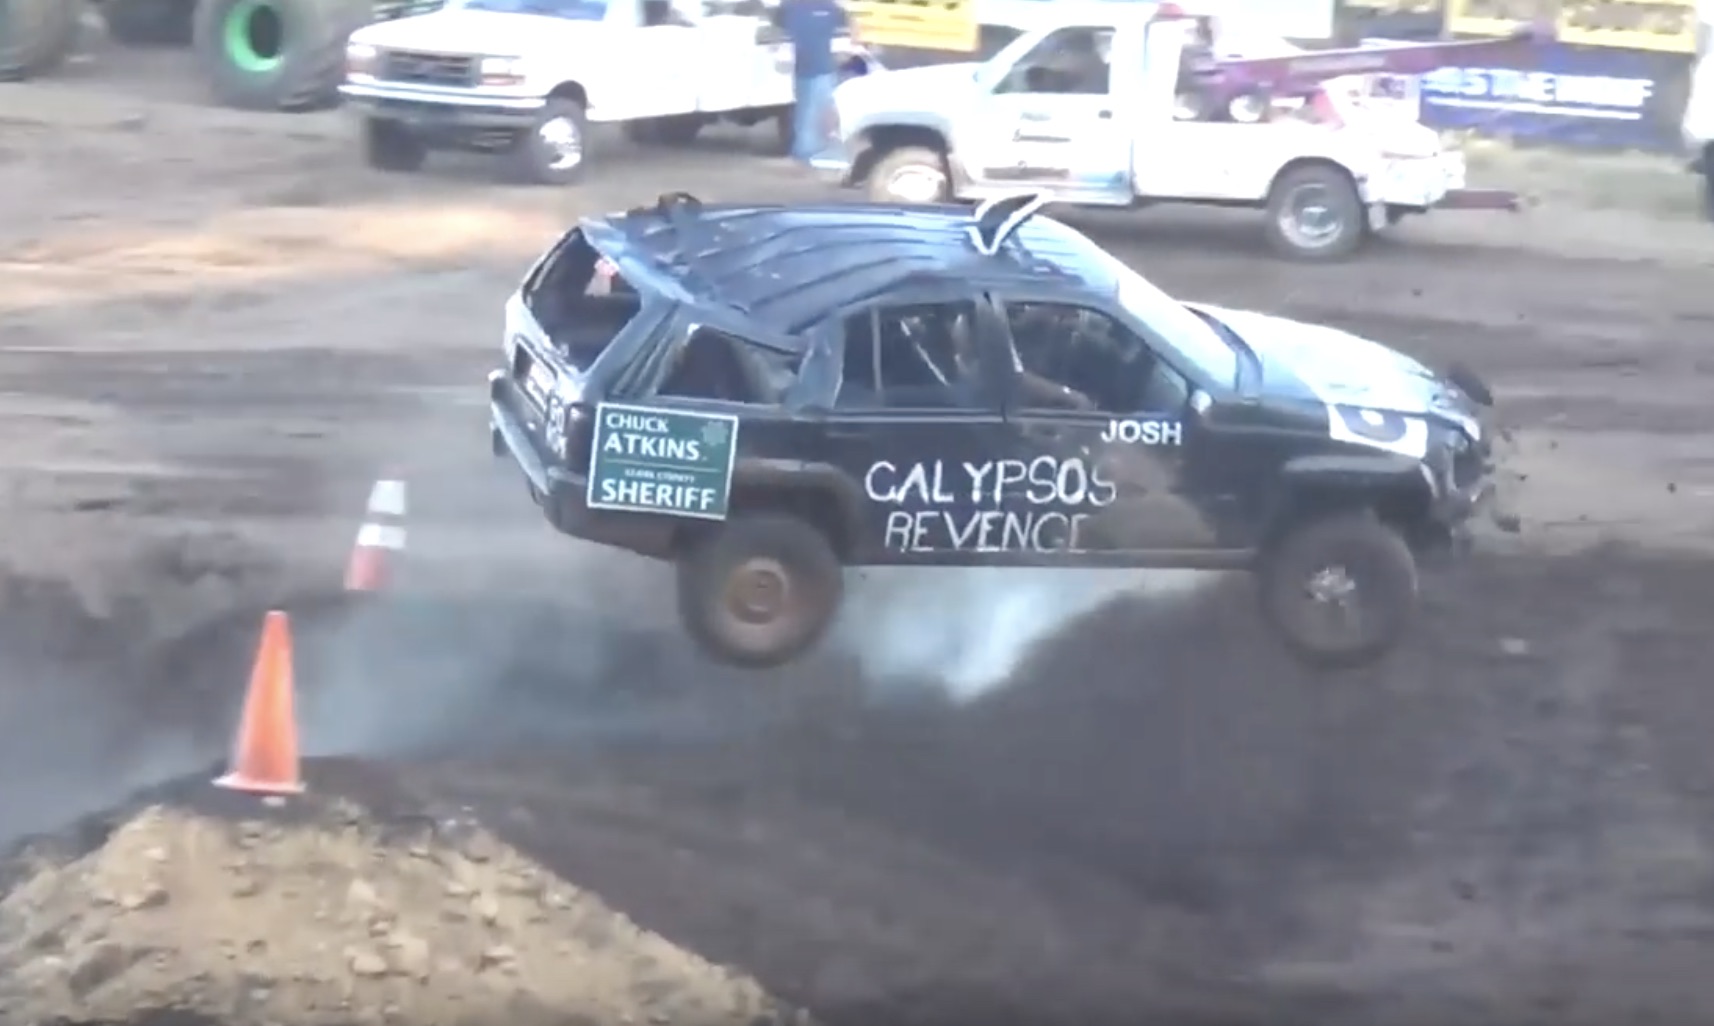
top-left (834, 567), bottom-right (1216, 702)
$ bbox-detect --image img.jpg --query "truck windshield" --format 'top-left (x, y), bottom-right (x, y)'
top-left (453, 0), bottom-right (608, 18)
top-left (1096, 251), bottom-right (1240, 388)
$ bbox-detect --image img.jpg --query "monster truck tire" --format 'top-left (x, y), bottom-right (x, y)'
top-left (1264, 163), bottom-right (1367, 262)
top-left (509, 97), bottom-right (590, 185)
top-left (867, 146), bottom-right (951, 205)
top-left (675, 512), bottom-right (844, 670)
top-left (362, 117), bottom-right (426, 172)
top-left (191, 0), bottom-right (370, 111)
top-left (1258, 508), bottom-right (1418, 670)
top-left (0, 0), bottom-right (81, 82)
top-left (102, 0), bottom-right (196, 47)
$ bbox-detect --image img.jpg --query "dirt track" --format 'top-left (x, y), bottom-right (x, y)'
top-left (5, 39), bottom-right (1714, 1026)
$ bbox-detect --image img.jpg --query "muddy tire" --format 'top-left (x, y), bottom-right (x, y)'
top-left (191, 0), bottom-right (369, 111)
top-left (1264, 163), bottom-right (1367, 262)
top-left (676, 513), bottom-right (844, 670)
top-left (509, 97), bottom-right (589, 185)
top-left (102, 0), bottom-right (196, 47)
top-left (0, 0), bottom-right (82, 82)
top-left (362, 117), bottom-right (426, 172)
top-left (1258, 509), bottom-right (1418, 670)
top-left (866, 145), bottom-right (951, 205)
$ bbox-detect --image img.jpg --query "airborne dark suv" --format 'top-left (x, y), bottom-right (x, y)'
top-left (488, 192), bottom-right (1497, 670)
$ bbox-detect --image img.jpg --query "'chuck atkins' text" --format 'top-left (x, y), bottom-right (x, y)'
top-left (866, 457), bottom-right (1116, 554)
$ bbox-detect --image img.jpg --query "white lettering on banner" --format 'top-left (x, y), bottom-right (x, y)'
top-left (1421, 67), bottom-right (1654, 120)
top-left (1099, 419), bottom-right (1183, 446)
top-left (865, 457), bottom-right (1116, 554)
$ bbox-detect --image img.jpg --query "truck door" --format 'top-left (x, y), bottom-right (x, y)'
top-left (956, 25), bottom-right (1134, 205)
top-left (988, 291), bottom-right (1222, 564)
top-left (813, 295), bottom-right (1015, 567)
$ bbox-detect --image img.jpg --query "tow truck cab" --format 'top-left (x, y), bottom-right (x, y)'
top-left (829, 2), bottom-right (1483, 261)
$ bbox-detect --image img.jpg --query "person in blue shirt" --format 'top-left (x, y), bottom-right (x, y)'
top-left (776, 0), bottom-right (848, 166)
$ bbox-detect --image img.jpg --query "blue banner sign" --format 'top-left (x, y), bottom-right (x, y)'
top-left (1417, 42), bottom-right (1691, 151)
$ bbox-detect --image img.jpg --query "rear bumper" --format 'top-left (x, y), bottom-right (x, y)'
top-left (487, 371), bottom-right (677, 558)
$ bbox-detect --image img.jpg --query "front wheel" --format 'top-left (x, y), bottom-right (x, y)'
top-left (866, 146), bottom-right (951, 205)
top-left (362, 118), bottom-right (426, 172)
top-left (508, 98), bottom-right (588, 185)
top-left (1264, 164), bottom-right (1367, 262)
top-left (1258, 509), bottom-right (1419, 670)
top-left (676, 513), bottom-right (844, 670)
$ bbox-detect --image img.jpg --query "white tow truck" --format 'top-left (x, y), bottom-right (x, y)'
top-left (828, 1), bottom-right (1535, 260)
top-left (339, 0), bottom-right (877, 183)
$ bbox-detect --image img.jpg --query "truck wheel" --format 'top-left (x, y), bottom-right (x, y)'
top-left (362, 117), bottom-right (426, 172)
top-left (0, 0), bottom-right (82, 82)
top-left (1258, 509), bottom-right (1418, 670)
top-left (103, 0), bottom-right (196, 46)
top-left (191, 0), bottom-right (370, 111)
top-left (1264, 164), bottom-right (1366, 262)
top-left (509, 97), bottom-right (588, 185)
top-left (867, 146), bottom-right (951, 205)
top-left (675, 512), bottom-right (844, 670)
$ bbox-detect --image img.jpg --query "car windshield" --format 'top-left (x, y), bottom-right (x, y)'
top-left (1089, 249), bottom-right (1239, 387)
top-left (453, 0), bottom-right (607, 18)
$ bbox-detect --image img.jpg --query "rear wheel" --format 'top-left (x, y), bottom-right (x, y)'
top-left (1264, 163), bottom-right (1367, 261)
top-left (102, 0), bottom-right (196, 46)
top-left (866, 146), bottom-right (950, 205)
top-left (0, 0), bottom-right (82, 82)
top-left (1258, 509), bottom-right (1419, 670)
top-left (676, 512), bottom-right (844, 670)
top-left (190, 0), bottom-right (369, 111)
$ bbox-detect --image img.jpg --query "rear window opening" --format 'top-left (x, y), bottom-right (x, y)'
top-left (522, 229), bottom-right (643, 369)
top-left (656, 326), bottom-right (802, 405)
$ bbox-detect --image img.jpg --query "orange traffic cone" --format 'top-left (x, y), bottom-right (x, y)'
top-left (344, 478), bottom-right (406, 593)
top-left (214, 610), bottom-right (305, 796)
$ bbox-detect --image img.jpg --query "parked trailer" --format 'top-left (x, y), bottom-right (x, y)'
top-left (0, 0), bottom-right (443, 110)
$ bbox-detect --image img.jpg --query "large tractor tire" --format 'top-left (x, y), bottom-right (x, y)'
top-left (101, 0), bottom-right (196, 46)
top-left (190, 0), bottom-right (371, 111)
top-left (0, 0), bottom-right (82, 82)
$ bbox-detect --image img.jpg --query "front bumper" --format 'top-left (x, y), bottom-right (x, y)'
top-left (340, 81), bottom-right (547, 128)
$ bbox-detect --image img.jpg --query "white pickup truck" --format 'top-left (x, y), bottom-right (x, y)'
top-left (340, 0), bottom-right (875, 183)
top-left (828, 2), bottom-right (1501, 260)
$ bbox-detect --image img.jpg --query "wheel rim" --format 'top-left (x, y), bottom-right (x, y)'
top-left (885, 165), bottom-right (945, 204)
top-left (1296, 563), bottom-right (1366, 653)
top-left (1278, 183), bottom-right (1344, 250)
top-left (223, 0), bottom-right (285, 74)
top-left (539, 116), bottom-right (583, 171)
top-left (723, 558), bottom-right (791, 627)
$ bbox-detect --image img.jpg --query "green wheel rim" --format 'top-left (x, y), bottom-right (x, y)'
top-left (223, 0), bottom-right (285, 74)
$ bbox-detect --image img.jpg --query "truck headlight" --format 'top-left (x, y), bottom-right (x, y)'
top-left (345, 41), bottom-right (380, 77)
top-left (479, 55), bottom-right (527, 87)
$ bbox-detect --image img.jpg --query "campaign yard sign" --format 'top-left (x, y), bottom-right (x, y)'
top-left (586, 403), bottom-right (739, 521)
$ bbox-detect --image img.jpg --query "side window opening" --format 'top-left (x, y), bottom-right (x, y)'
top-left (996, 26), bottom-right (1112, 95)
top-left (1004, 302), bottom-right (1191, 414)
top-left (837, 300), bottom-right (983, 409)
top-left (656, 326), bottom-right (801, 404)
top-left (522, 229), bottom-right (644, 368)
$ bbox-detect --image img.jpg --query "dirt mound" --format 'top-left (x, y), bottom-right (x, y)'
top-left (0, 761), bottom-right (803, 1026)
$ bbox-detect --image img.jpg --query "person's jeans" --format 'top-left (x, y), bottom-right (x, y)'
top-left (791, 72), bottom-right (838, 164)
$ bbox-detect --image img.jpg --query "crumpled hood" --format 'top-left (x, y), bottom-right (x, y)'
top-left (353, 8), bottom-right (601, 54)
top-left (1190, 302), bottom-right (1455, 418)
